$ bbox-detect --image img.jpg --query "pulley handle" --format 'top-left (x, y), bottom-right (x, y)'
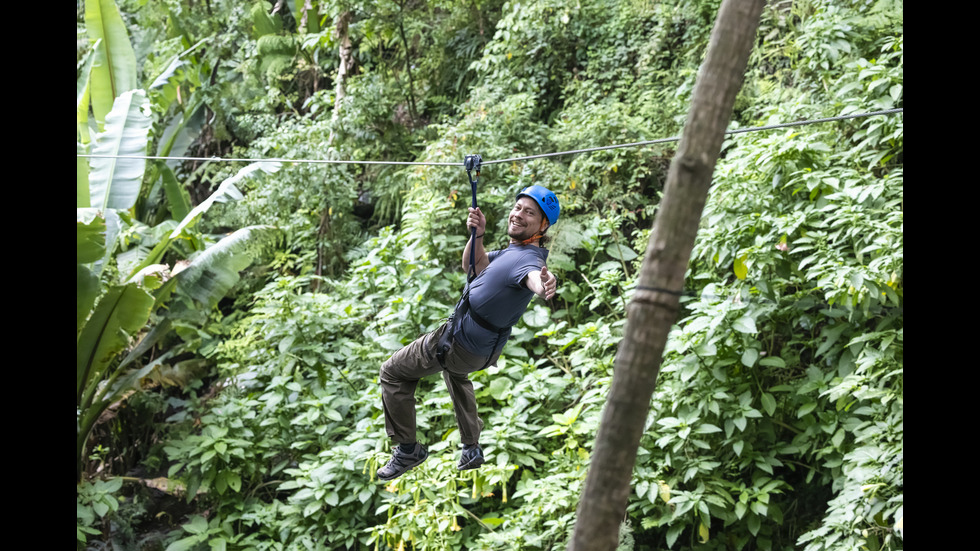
top-left (463, 154), bottom-right (482, 282)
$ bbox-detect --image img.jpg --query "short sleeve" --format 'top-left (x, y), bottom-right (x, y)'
top-left (512, 251), bottom-right (545, 288)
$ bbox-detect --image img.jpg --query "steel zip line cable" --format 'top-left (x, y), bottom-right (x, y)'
top-left (77, 108), bottom-right (902, 167)
top-left (75, 154), bottom-right (461, 166)
top-left (484, 107), bottom-right (903, 165)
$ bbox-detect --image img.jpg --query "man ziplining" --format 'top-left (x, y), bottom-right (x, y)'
top-left (377, 184), bottom-right (561, 481)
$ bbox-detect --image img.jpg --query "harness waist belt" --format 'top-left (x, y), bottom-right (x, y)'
top-left (464, 298), bottom-right (508, 335)
top-left (435, 292), bottom-right (509, 368)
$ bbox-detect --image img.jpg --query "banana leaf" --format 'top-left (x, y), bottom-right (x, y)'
top-left (175, 225), bottom-right (281, 307)
top-left (77, 142), bottom-right (91, 209)
top-left (76, 282), bottom-right (155, 408)
top-left (76, 209), bottom-right (106, 264)
top-left (89, 89), bottom-right (152, 212)
top-left (76, 43), bottom-right (98, 147)
top-left (160, 164), bottom-right (192, 222)
top-left (171, 162), bottom-right (281, 238)
top-left (77, 265), bottom-right (101, 335)
top-left (124, 162), bottom-right (280, 280)
top-left (85, 0), bottom-right (137, 129)
top-left (76, 278), bottom-right (156, 478)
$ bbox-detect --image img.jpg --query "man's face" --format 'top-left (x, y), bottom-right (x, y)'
top-left (508, 197), bottom-right (549, 241)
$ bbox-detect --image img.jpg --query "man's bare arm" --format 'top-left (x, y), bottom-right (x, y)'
top-left (524, 265), bottom-right (557, 300)
top-left (462, 207), bottom-right (490, 275)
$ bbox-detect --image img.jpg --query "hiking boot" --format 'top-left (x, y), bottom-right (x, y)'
top-left (457, 444), bottom-right (485, 471)
top-left (377, 443), bottom-right (428, 481)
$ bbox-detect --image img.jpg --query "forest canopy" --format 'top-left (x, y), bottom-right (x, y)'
top-left (76, 0), bottom-right (903, 549)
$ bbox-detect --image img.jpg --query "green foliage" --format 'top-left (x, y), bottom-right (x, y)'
top-left (77, 477), bottom-right (124, 543)
top-left (619, 4), bottom-right (903, 549)
top-left (84, 0), bottom-right (138, 129)
top-left (76, 18), bottom-right (287, 485)
top-left (86, 89), bottom-right (152, 210)
top-left (77, 0), bottom-right (901, 549)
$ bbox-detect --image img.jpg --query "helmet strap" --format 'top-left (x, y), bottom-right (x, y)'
top-left (518, 233), bottom-right (543, 246)
top-left (517, 220), bottom-right (549, 246)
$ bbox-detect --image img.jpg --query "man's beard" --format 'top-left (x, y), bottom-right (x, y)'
top-left (507, 220), bottom-right (540, 242)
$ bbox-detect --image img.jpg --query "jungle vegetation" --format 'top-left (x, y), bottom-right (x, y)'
top-left (76, 0), bottom-right (903, 549)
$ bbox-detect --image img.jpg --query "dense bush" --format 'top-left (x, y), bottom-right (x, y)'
top-left (77, 0), bottom-right (901, 549)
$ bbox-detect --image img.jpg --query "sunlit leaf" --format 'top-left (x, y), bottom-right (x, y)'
top-left (171, 162), bottom-right (281, 238)
top-left (85, 0), bottom-right (138, 128)
top-left (175, 225), bottom-right (281, 307)
top-left (88, 90), bottom-right (151, 211)
top-left (734, 254), bottom-right (748, 279)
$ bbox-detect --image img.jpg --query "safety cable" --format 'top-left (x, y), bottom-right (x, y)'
top-left (77, 108), bottom-right (902, 167)
top-left (75, 154), bottom-right (460, 166)
top-left (483, 107), bottom-right (903, 165)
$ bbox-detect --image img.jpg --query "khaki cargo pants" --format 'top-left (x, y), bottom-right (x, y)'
top-left (380, 322), bottom-right (499, 446)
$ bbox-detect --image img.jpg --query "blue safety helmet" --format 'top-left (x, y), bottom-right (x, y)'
top-left (517, 185), bottom-right (560, 226)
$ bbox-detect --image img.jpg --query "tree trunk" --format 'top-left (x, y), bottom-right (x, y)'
top-left (567, 1), bottom-right (765, 549)
top-left (299, 0), bottom-right (320, 33)
top-left (327, 10), bottom-right (353, 148)
top-left (397, 14), bottom-right (419, 125)
top-left (317, 11), bottom-right (354, 288)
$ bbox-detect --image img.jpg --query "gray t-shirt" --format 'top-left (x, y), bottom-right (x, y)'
top-left (455, 244), bottom-right (549, 356)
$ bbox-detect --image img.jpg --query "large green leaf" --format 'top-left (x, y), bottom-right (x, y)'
top-left (76, 280), bottom-right (154, 478)
top-left (88, 89), bottom-right (152, 211)
top-left (76, 282), bottom-right (155, 406)
top-left (160, 164), bottom-right (192, 222)
top-left (170, 162), bottom-right (281, 238)
top-left (77, 209), bottom-right (106, 265)
top-left (251, 1), bottom-right (283, 37)
top-left (124, 162), bottom-right (279, 281)
top-left (89, 209), bottom-right (124, 282)
top-left (148, 56), bottom-right (186, 91)
top-left (154, 95), bottom-right (204, 220)
top-left (174, 225), bottom-right (281, 307)
top-left (607, 242), bottom-right (638, 262)
top-left (77, 43), bottom-right (98, 147)
top-left (77, 265), bottom-right (100, 334)
top-left (77, 142), bottom-right (91, 208)
top-left (149, 40), bottom-right (207, 162)
top-left (156, 92), bottom-right (204, 161)
top-left (85, 0), bottom-right (137, 129)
